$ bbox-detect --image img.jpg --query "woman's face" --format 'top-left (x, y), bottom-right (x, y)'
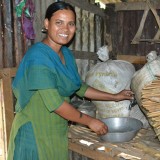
top-left (44, 9), bottom-right (76, 46)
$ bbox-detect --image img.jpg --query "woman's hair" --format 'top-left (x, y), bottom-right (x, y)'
top-left (45, 1), bottom-right (76, 20)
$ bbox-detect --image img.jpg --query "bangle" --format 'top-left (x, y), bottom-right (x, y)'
top-left (79, 112), bottom-right (83, 118)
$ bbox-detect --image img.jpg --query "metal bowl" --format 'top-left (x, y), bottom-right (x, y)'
top-left (100, 117), bottom-right (143, 143)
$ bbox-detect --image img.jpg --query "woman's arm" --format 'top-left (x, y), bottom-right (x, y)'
top-left (84, 86), bottom-right (134, 101)
top-left (38, 89), bottom-right (107, 135)
top-left (55, 101), bottom-right (108, 135)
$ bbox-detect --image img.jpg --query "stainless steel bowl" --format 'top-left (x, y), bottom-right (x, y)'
top-left (100, 117), bottom-right (143, 143)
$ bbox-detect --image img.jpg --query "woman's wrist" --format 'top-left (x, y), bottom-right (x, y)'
top-left (78, 112), bottom-right (94, 126)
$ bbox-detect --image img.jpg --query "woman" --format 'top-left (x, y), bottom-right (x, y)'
top-left (7, 2), bottom-right (133, 160)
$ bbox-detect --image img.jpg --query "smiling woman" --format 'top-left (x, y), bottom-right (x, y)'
top-left (43, 9), bottom-right (76, 53)
top-left (43, 2), bottom-right (76, 55)
top-left (7, 1), bottom-right (133, 160)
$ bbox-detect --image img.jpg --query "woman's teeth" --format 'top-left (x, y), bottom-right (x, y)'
top-left (59, 34), bottom-right (68, 37)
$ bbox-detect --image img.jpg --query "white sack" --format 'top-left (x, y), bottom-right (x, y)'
top-left (85, 60), bottom-right (135, 118)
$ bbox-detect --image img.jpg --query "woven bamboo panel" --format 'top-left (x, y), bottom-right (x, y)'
top-left (141, 76), bottom-right (160, 141)
top-left (68, 125), bottom-right (160, 160)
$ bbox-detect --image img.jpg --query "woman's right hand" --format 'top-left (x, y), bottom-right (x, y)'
top-left (115, 89), bottom-right (134, 101)
top-left (87, 118), bottom-right (108, 135)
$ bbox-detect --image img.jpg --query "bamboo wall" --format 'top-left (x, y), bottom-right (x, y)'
top-left (1, 0), bottom-right (160, 159)
top-left (106, 5), bottom-right (160, 57)
top-left (0, 1), bottom-right (106, 160)
top-left (0, 0), bottom-right (107, 82)
top-left (1, 1), bottom-right (160, 70)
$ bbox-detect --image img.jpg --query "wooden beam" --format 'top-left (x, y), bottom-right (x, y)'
top-left (0, 68), bottom-right (17, 151)
top-left (139, 39), bottom-right (160, 43)
top-left (69, 141), bottom-right (114, 160)
top-left (64, 0), bottom-right (107, 18)
top-left (115, 2), bottom-right (160, 11)
top-left (117, 55), bottom-right (146, 64)
top-left (72, 50), bottom-right (146, 64)
top-left (0, 67), bottom-right (17, 78)
top-left (72, 50), bottom-right (98, 60)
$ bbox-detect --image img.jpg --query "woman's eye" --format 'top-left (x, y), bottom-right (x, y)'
top-left (69, 22), bottom-right (75, 26)
top-left (55, 21), bottom-right (62, 25)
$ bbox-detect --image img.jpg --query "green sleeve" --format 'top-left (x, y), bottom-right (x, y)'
top-left (76, 83), bottom-right (89, 98)
top-left (38, 89), bottom-right (64, 112)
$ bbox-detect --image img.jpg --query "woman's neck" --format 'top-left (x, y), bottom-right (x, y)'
top-left (42, 38), bottom-right (61, 54)
top-left (42, 38), bottom-right (65, 64)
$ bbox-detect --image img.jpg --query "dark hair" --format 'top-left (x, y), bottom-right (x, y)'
top-left (45, 1), bottom-right (76, 20)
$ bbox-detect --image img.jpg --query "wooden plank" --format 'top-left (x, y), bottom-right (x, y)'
top-left (74, 7), bottom-right (82, 51)
top-left (0, 1), bottom-right (3, 68)
top-left (115, 1), bottom-right (160, 11)
top-left (89, 13), bottom-right (95, 52)
top-left (64, 0), bottom-right (107, 18)
top-left (69, 125), bottom-right (160, 160)
top-left (2, 0), bottom-right (14, 67)
top-left (0, 68), bottom-right (17, 78)
top-left (82, 10), bottom-right (89, 51)
top-left (0, 85), bottom-right (5, 160)
top-left (117, 54), bottom-right (146, 64)
top-left (95, 15), bottom-right (104, 50)
top-left (1, 69), bottom-right (16, 146)
top-left (72, 50), bottom-right (146, 64)
top-left (0, 68), bottom-right (17, 160)
top-left (139, 39), bottom-right (160, 43)
top-left (69, 141), bottom-right (114, 160)
top-left (72, 50), bottom-right (98, 60)
top-left (131, 8), bottom-right (150, 44)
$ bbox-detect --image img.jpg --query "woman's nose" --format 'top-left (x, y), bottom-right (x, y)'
top-left (60, 23), bottom-right (68, 30)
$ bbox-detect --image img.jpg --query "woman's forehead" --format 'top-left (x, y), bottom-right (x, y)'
top-left (51, 9), bottom-right (75, 20)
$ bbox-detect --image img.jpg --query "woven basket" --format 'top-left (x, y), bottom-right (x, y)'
top-left (131, 57), bottom-right (160, 141)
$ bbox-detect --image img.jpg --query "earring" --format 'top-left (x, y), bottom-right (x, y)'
top-left (41, 27), bottom-right (47, 33)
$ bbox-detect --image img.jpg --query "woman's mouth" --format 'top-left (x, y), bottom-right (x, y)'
top-left (59, 34), bottom-right (68, 38)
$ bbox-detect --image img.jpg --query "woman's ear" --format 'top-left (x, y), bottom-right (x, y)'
top-left (44, 19), bottom-right (49, 30)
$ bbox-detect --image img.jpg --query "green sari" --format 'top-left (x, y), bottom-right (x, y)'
top-left (7, 42), bottom-right (88, 160)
